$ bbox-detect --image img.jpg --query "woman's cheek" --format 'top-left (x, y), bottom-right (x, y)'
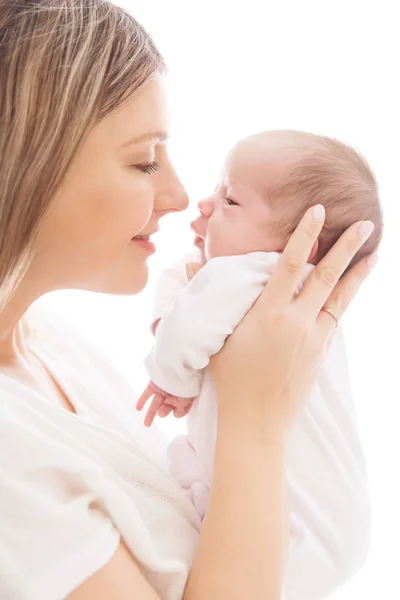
top-left (118, 182), bottom-right (154, 235)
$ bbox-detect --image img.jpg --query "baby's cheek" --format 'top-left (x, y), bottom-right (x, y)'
top-left (206, 228), bottom-right (236, 259)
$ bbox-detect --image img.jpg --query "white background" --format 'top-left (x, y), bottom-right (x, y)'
top-left (40, 1), bottom-right (399, 598)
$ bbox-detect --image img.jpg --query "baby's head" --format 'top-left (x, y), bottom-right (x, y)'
top-left (191, 130), bottom-right (383, 273)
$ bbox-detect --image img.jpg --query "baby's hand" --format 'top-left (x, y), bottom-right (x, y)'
top-left (136, 381), bottom-right (195, 427)
top-left (185, 262), bottom-right (203, 281)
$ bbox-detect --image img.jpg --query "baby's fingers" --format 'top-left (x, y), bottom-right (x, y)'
top-left (144, 394), bottom-right (165, 427)
top-left (185, 262), bottom-right (203, 281)
top-left (136, 382), bottom-right (154, 411)
top-left (157, 404), bottom-right (174, 418)
top-left (173, 405), bottom-right (192, 419)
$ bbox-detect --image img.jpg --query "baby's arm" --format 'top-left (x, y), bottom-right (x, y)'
top-left (151, 262), bottom-right (202, 337)
top-left (145, 252), bottom-right (278, 399)
top-left (137, 259), bottom-right (202, 426)
top-left (150, 251), bottom-right (201, 333)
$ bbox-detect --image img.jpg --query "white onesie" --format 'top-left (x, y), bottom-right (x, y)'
top-left (146, 251), bottom-right (371, 600)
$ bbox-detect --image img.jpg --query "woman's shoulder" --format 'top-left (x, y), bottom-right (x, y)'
top-left (1, 303), bottom-right (200, 600)
top-left (24, 300), bottom-right (96, 352)
top-left (23, 300), bottom-right (128, 382)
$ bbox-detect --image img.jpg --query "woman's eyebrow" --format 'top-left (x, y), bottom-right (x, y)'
top-left (120, 130), bottom-right (169, 148)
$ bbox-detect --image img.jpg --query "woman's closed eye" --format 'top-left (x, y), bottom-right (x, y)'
top-left (133, 161), bottom-right (160, 175)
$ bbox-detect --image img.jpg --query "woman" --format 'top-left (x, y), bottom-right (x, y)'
top-left (0, 1), bottom-right (377, 599)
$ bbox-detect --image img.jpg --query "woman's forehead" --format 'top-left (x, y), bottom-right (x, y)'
top-left (94, 78), bottom-right (169, 149)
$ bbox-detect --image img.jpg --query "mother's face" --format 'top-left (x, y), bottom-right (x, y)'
top-left (33, 77), bottom-right (188, 295)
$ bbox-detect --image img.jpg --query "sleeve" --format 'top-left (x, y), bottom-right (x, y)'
top-left (150, 250), bottom-right (201, 327)
top-left (0, 406), bottom-right (121, 600)
top-left (145, 252), bottom-right (276, 398)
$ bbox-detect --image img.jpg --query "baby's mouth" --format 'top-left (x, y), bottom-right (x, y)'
top-left (193, 235), bottom-right (204, 246)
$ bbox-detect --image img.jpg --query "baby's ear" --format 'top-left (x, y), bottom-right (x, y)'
top-left (308, 239), bottom-right (319, 262)
top-left (185, 262), bottom-right (203, 281)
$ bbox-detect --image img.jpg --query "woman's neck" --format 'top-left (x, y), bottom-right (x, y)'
top-left (0, 288), bottom-right (35, 365)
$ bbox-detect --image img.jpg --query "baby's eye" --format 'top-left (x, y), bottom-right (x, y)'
top-left (223, 196), bottom-right (239, 206)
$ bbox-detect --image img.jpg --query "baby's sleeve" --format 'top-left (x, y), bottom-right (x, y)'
top-left (145, 252), bottom-right (277, 398)
top-left (150, 251), bottom-right (199, 328)
top-left (0, 407), bottom-right (120, 600)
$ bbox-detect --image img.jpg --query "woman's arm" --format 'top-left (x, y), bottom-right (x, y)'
top-left (67, 206), bottom-right (376, 600)
top-left (185, 432), bottom-right (288, 600)
top-left (67, 542), bottom-right (160, 600)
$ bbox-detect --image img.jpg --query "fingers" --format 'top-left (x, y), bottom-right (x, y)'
top-left (136, 382), bottom-right (154, 411)
top-left (141, 390), bottom-right (195, 425)
top-left (173, 404), bottom-right (192, 419)
top-left (296, 220), bottom-right (375, 318)
top-left (316, 252), bottom-right (378, 335)
top-left (157, 404), bottom-right (173, 418)
top-left (185, 262), bottom-right (203, 281)
top-left (266, 205), bottom-right (326, 307)
top-left (144, 394), bottom-right (165, 427)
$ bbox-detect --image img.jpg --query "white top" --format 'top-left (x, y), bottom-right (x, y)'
top-left (147, 252), bottom-right (371, 600)
top-left (0, 303), bottom-right (200, 600)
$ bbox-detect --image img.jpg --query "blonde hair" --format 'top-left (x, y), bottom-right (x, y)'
top-left (0, 0), bottom-right (165, 309)
top-left (256, 131), bottom-right (383, 274)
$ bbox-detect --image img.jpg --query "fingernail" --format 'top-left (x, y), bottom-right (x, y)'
top-left (313, 204), bottom-right (325, 222)
top-left (367, 253), bottom-right (379, 271)
top-left (358, 221), bottom-right (374, 241)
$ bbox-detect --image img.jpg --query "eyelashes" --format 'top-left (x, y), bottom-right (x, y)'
top-left (135, 161), bottom-right (159, 175)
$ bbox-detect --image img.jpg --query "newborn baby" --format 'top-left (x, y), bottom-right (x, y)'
top-left (138, 130), bottom-right (383, 600)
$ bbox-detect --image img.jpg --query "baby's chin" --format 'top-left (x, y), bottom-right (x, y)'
top-left (193, 239), bottom-right (207, 265)
top-left (205, 240), bottom-right (250, 261)
top-left (204, 238), bottom-right (262, 262)
top-left (205, 249), bottom-right (237, 261)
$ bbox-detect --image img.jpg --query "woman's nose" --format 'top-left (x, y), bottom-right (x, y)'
top-left (154, 161), bottom-right (189, 215)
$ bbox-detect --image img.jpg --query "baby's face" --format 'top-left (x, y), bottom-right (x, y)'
top-left (191, 139), bottom-right (288, 261)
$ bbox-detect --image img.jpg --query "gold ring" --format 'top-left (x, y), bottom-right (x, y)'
top-left (321, 306), bottom-right (340, 328)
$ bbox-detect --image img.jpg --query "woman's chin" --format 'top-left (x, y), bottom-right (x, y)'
top-left (122, 266), bottom-right (149, 295)
top-left (95, 263), bottom-right (149, 296)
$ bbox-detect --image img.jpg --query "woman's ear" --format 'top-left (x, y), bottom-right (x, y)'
top-left (308, 239), bottom-right (319, 261)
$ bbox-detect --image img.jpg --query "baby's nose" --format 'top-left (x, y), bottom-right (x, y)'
top-left (191, 198), bottom-right (214, 237)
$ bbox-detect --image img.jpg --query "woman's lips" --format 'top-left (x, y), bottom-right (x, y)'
top-left (131, 237), bottom-right (156, 254)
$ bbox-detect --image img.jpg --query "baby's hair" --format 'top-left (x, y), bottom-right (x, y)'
top-left (253, 131), bottom-right (383, 275)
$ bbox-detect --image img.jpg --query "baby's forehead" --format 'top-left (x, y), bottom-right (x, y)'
top-left (222, 135), bottom-right (296, 194)
top-left (229, 131), bottom-right (306, 163)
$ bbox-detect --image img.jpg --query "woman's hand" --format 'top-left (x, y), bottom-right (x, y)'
top-left (209, 204), bottom-right (377, 442)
